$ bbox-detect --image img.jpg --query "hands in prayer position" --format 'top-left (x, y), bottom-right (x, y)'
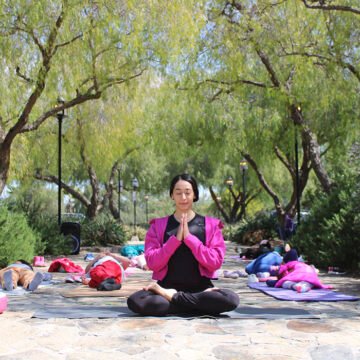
top-left (176, 213), bottom-right (190, 241)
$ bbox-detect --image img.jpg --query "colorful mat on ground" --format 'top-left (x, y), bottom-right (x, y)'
top-left (32, 305), bottom-right (318, 319)
top-left (248, 282), bottom-right (360, 302)
top-left (61, 283), bottom-right (142, 298)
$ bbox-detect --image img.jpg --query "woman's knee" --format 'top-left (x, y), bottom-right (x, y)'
top-left (127, 291), bottom-right (170, 316)
top-left (127, 294), bottom-right (141, 314)
top-left (220, 289), bottom-right (240, 310)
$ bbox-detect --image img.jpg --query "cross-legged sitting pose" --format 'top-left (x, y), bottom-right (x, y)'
top-left (127, 174), bottom-right (240, 316)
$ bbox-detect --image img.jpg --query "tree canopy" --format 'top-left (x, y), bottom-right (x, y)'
top-left (1, 0), bottom-right (359, 223)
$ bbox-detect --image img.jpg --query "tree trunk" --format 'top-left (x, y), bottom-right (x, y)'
top-left (290, 104), bottom-right (333, 193)
top-left (105, 162), bottom-right (120, 221)
top-left (0, 143), bottom-right (10, 196)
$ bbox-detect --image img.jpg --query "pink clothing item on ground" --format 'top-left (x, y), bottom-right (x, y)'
top-left (33, 256), bottom-right (46, 267)
top-left (145, 216), bottom-right (226, 281)
top-left (48, 258), bottom-right (84, 274)
top-left (0, 294), bottom-right (7, 313)
top-left (275, 261), bottom-right (332, 289)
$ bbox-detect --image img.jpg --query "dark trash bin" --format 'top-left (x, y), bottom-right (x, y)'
top-left (60, 222), bottom-right (81, 255)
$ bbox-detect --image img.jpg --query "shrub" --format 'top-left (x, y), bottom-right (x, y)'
top-left (231, 211), bottom-right (278, 244)
top-left (0, 205), bottom-right (38, 267)
top-left (30, 213), bottom-right (72, 255)
top-left (81, 213), bottom-right (126, 247)
top-left (122, 224), bottom-right (147, 242)
top-left (4, 184), bottom-right (80, 255)
top-left (293, 174), bottom-right (360, 271)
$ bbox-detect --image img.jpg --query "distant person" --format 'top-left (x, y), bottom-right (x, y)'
top-left (245, 249), bottom-right (283, 277)
top-left (0, 260), bottom-right (43, 291)
top-left (127, 173), bottom-right (239, 316)
top-left (240, 239), bottom-right (273, 260)
top-left (277, 214), bottom-right (295, 241)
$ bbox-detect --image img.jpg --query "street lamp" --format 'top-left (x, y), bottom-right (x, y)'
top-left (295, 105), bottom-right (301, 225)
top-left (216, 196), bottom-right (221, 217)
top-left (132, 177), bottom-right (139, 234)
top-left (240, 158), bottom-right (248, 219)
top-left (225, 176), bottom-right (234, 240)
top-left (224, 176), bottom-right (234, 190)
top-left (225, 176), bottom-right (234, 220)
top-left (144, 195), bottom-right (149, 223)
top-left (56, 98), bottom-right (65, 227)
top-left (117, 169), bottom-right (123, 223)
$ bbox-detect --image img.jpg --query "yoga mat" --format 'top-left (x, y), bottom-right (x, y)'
top-left (61, 282), bottom-right (146, 298)
top-left (33, 305), bottom-right (133, 319)
top-left (32, 305), bottom-right (317, 319)
top-left (0, 287), bottom-right (28, 296)
top-left (225, 306), bottom-right (318, 319)
top-left (248, 282), bottom-right (360, 302)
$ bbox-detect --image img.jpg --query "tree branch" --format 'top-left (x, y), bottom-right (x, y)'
top-left (256, 49), bottom-right (281, 88)
top-left (242, 152), bottom-right (284, 214)
top-left (34, 172), bottom-right (91, 206)
top-left (15, 66), bottom-right (33, 83)
top-left (4, 5), bottom-right (67, 145)
top-left (274, 146), bottom-right (295, 178)
top-left (301, 0), bottom-right (360, 15)
top-left (205, 78), bottom-right (268, 89)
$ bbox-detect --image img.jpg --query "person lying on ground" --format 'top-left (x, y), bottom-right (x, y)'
top-left (266, 248), bottom-right (332, 293)
top-left (240, 239), bottom-right (273, 260)
top-left (245, 247), bottom-right (283, 277)
top-left (81, 252), bottom-right (131, 291)
top-left (127, 173), bottom-right (239, 316)
top-left (0, 260), bottom-right (44, 291)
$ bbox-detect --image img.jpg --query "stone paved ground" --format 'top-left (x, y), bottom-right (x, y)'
top-left (1, 242), bottom-right (359, 360)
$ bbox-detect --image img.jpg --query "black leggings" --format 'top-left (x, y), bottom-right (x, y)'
top-left (127, 288), bottom-right (239, 316)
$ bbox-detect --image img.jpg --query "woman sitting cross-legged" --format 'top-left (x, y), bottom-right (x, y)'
top-left (127, 173), bottom-right (239, 316)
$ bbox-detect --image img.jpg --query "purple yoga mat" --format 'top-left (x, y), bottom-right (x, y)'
top-left (248, 282), bottom-right (360, 302)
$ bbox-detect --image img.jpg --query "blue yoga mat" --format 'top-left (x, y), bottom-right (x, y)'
top-left (248, 282), bottom-right (360, 302)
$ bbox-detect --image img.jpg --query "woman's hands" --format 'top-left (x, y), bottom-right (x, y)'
top-left (176, 213), bottom-right (190, 241)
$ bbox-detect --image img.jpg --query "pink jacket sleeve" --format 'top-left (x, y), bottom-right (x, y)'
top-left (144, 219), bottom-right (181, 272)
top-left (184, 217), bottom-right (225, 273)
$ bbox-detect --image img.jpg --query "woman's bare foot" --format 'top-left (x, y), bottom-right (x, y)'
top-left (144, 283), bottom-right (177, 301)
top-left (205, 287), bottom-right (220, 292)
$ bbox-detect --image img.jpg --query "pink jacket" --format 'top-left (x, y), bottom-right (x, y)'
top-left (145, 216), bottom-right (226, 281)
top-left (275, 261), bottom-right (332, 289)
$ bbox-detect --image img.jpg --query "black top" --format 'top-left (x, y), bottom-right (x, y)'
top-left (158, 214), bottom-right (213, 292)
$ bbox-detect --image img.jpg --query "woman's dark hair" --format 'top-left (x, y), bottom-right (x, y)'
top-left (283, 249), bottom-right (298, 264)
top-left (169, 174), bottom-right (199, 202)
top-left (17, 259), bottom-right (33, 271)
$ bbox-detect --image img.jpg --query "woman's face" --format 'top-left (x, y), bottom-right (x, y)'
top-left (172, 179), bottom-right (195, 212)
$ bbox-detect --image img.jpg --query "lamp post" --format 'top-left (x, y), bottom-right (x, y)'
top-left (225, 176), bottom-right (234, 221)
top-left (225, 176), bottom-right (234, 240)
top-left (225, 176), bottom-right (234, 191)
top-left (295, 105), bottom-right (301, 225)
top-left (144, 195), bottom-right (149, 223)
top-left (117, 169), bottom-right (123, 223)
top-left (239, 158), bottom-right (248, 219)
top-left (132, 177), bottom-right (139, 234)
top-left (56, 98), bottom-right (65, 227)
top-left (216, 196), bottom-right (221, 217)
